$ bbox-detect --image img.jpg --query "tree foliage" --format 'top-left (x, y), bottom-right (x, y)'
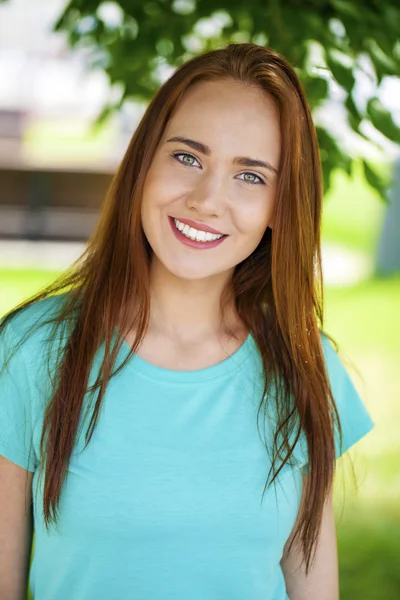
top-left (54, 0), bottom-right (400, 199)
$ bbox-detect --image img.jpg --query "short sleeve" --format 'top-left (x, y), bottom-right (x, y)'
top-left (0, 320), bottom-right (38, 472)
top-left (295, 335), bottom-right (375, 473)
top-left (321, 334), bottom-right (375, 459)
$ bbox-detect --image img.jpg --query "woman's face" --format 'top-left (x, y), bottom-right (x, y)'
top-left (141, 78), bottom-right (281, 282)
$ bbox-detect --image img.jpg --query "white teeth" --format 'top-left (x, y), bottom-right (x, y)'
top-left (173, 218), bottom-right (224, 242)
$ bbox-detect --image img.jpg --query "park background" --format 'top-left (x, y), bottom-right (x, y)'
top-left (0, 1), bottom-right (399, 598)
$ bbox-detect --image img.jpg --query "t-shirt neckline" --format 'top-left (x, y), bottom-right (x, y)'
top-left (116, 330), bottom-right (254, 383)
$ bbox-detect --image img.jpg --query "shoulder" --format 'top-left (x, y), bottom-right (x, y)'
top-left (1, 293), bottom-right (71, 370)
top-left (318, 330), bottom-right (360, 410)
top-left (319, 331), bottom-right (356, 392)
top-left (318, 330), bottom-right (374, 455)
top-left (319, 331), bottom-right (357, 395)
top-left (319, 332), bottom-right (339, 364)
top-left (3, 293), bottom-right (67, 335)
top-left (2, 292), bottom-right (69, 339)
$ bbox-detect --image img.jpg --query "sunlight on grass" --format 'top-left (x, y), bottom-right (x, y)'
top-left (0, 269), bottom-right (61, 317)
top-left (325, 276), bottom-right (400, 496)
top-left (324, 276), bottom-right (400, 599)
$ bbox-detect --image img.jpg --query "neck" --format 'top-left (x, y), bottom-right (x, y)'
top-left (147, 256), bottom-right (243, 345)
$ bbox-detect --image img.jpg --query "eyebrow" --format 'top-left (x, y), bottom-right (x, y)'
top-left (166, 136), bottom-right (279, 175)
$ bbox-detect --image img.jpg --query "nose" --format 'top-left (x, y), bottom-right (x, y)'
top-left (185, 172), bottom-right (227, 218)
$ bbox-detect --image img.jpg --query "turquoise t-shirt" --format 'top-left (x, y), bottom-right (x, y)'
top-left (0, 295), bottom-right (374, 600)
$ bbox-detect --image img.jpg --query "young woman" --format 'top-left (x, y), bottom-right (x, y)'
top-left (0, 43), bottom-right (373, 600)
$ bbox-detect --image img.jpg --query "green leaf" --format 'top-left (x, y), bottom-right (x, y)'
top-left (316, 126), bottom-right (339, 153)
top-left (92, 103), bottom-right (114, 131)
top-left (345, 92), bottom-right (362, 130)
top-left (365, 39), bottom-right (400, 83)
top-left (367, 98), bottom-right (400, 144)
top-left (325, 51), bottom-right (355, 91)
top-left (330, 0), bottom-right (360, 19)
top-left (362, 159), bottom-right (390, 204)
top-left (48, 0), bottom-right (400, 208)
top-left (53, 3), bottom-right (80, 32)
top-left (302, 75), bottom-right (329, 109)
top-left (316, 127), bottom-right (350, 172)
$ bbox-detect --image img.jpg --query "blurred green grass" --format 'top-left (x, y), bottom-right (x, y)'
top-left (325, 277), bottom-right (400, 599)
top-left (1, 162), bottom-right (398, 599)
top-left (0, 269), bottom-right (61, 317)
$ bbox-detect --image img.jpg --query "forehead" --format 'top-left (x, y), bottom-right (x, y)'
top-left (162, 79), bottom-right (281, 159)
top-left (172, 78), bottom-right (277, 117)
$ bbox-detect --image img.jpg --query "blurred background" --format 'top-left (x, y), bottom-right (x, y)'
top-left (0, 1), bottom-right (399, 598)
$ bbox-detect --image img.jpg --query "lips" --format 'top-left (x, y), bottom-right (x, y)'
top-left (168, 216), bottom-right (228, 250)
top-left (171, 216), bottom-right (226, 236)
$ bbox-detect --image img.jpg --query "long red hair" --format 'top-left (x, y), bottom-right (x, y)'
top-left (1, 43), bottom-right (341, 573)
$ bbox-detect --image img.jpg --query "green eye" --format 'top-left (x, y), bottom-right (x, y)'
top-left (238, 172), bottom-right (265, 186)
top-left (172, 152), bottom-right (200, 167)
top-left (244, 173), bottom-right (256, 182)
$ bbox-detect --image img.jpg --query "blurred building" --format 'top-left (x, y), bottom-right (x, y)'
top-left (0, 0), bottom-right (144, 240)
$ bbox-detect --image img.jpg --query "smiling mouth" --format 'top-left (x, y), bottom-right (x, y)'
top-left (168, 216), bottom-right (228, 249)
top-left (171, 217), bottom-right (227, 242)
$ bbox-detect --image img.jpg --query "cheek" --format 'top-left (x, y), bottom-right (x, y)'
top-left (142, 162), bottom-right (190, 210)
top-left (141, 174), bottom-right (166, 211)
top-left (232, 197), bottom-right (274, 239)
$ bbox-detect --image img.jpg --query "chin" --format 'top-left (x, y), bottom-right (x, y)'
top-left (168, 263), bottom-right (219, 281)
top-left (155, 254), bottom-right (227, 281)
